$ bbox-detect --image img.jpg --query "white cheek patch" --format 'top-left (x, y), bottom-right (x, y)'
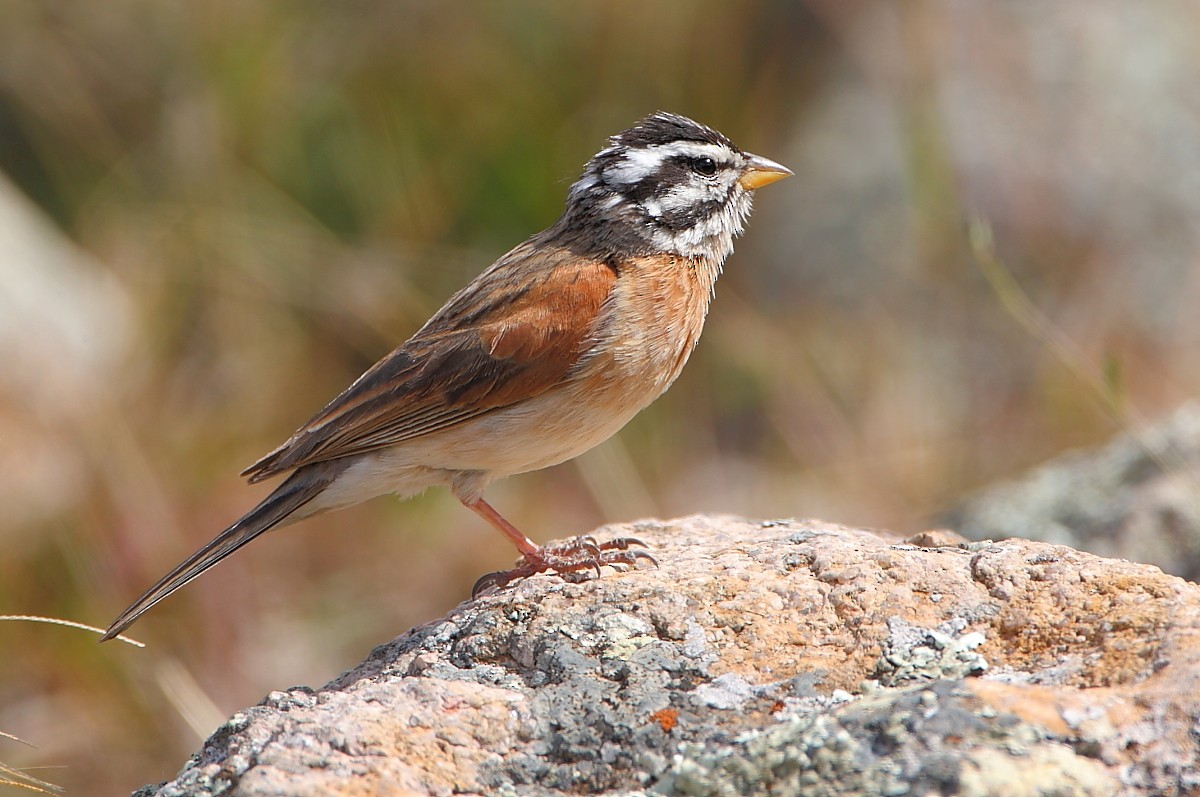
top-left (648, 190), bottom-right (754, 260)
top-left (659, 181), bottom-right (722, 213)
top-left (659, 184), bottom-right (703, 213)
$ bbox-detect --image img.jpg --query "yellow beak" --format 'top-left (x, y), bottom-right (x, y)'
top-left (739, 153), bottom-right (793, 190)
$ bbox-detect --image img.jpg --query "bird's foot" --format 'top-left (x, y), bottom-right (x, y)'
top-left (471, 536), bottom-right (656, 597)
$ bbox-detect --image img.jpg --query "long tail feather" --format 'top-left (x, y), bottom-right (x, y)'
top-left (101, 460), bottom-right (347, 642)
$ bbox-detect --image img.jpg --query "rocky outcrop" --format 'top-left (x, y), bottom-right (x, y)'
top-left (944, 402), bottom-right (1200, 582)
top-left (139, 516), bottom-right (1200, 796)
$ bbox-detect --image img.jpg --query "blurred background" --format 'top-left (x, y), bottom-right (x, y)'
top-left (3, 0), bottom-right (1200, 792)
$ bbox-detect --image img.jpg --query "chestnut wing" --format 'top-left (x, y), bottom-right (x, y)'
top-left (242, 243), bottom-right (617, 482)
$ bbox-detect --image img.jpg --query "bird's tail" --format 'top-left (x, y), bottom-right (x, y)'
top-left (101, 460), bottom-right (347, 642)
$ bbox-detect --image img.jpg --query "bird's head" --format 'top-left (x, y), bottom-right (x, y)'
top-left (562, 111), bottom-right (792, 261)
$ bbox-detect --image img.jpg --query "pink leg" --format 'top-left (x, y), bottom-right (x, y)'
top-left (462, 497), bottom-right (542, 560)
top-left (460, 496), bottom-right (656, 596)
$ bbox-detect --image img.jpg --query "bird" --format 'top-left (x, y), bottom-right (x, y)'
top-left (101, 111), bottom-right (791, 641)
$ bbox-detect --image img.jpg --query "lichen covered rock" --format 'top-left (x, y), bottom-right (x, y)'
top-left (138, 516), bottom-right (1200, 796)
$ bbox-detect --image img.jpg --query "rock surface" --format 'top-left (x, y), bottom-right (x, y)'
top-left (138, 515), bottom-right (1200, 796)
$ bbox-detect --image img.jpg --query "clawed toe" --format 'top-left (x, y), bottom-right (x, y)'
top-left (472, 570), bottom-right (508, 596)
top-left (470, 535), bottom-right (657, 598)
top-left (471, 557), bottom-right (545, 596)
top-left (623, 549), bottom-right (658, 567)
top-left (596, 536), bottom-right (649, 552)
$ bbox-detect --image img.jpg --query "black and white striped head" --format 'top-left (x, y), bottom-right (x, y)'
top-left (561, 112), bottom-right (791, 262)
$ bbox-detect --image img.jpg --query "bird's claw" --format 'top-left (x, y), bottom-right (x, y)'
top-left (470, 535), bottom-right (657, 598)
top-left (596, 536), bottom-right (649, 551)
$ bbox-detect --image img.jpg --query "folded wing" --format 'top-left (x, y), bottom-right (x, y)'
top-left (242, 242), bottom-right (618, 483)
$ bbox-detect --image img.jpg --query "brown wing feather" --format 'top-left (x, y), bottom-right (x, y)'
top-left (242, 240), bottom-right (617, 482)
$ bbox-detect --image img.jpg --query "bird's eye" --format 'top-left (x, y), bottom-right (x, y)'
top-left (691, 157), bottom-right (718, 176)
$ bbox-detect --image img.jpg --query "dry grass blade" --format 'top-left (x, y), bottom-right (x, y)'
top-left (0, 615), bottom-right (144, 648)
top-left (0, 775), bottom-right (62, 795)
top-left (0, 756), bottom-right (63, 795)
top-left (155, 658), bottom-right (227, 741)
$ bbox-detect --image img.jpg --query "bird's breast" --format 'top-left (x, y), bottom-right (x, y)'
top-left (477, 252), bottom-right (718, 475)
top-left (579, 253), bottom-right (718, 398)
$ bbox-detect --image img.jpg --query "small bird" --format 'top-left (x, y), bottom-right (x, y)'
top-left (102, 111), bottom-right (790, 641)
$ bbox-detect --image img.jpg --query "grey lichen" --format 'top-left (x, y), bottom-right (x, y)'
top-left (874, 617), bottom-right (989, 687)
top-left (659, 681), bottom-right (1115, 797)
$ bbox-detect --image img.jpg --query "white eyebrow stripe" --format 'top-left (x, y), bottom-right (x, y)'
top-left (604, 141), bottom-right (734, 186)
top-left (605, 147), bottom-right (666, 185)
top-left (645, 141), bottom-right (731, 162)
